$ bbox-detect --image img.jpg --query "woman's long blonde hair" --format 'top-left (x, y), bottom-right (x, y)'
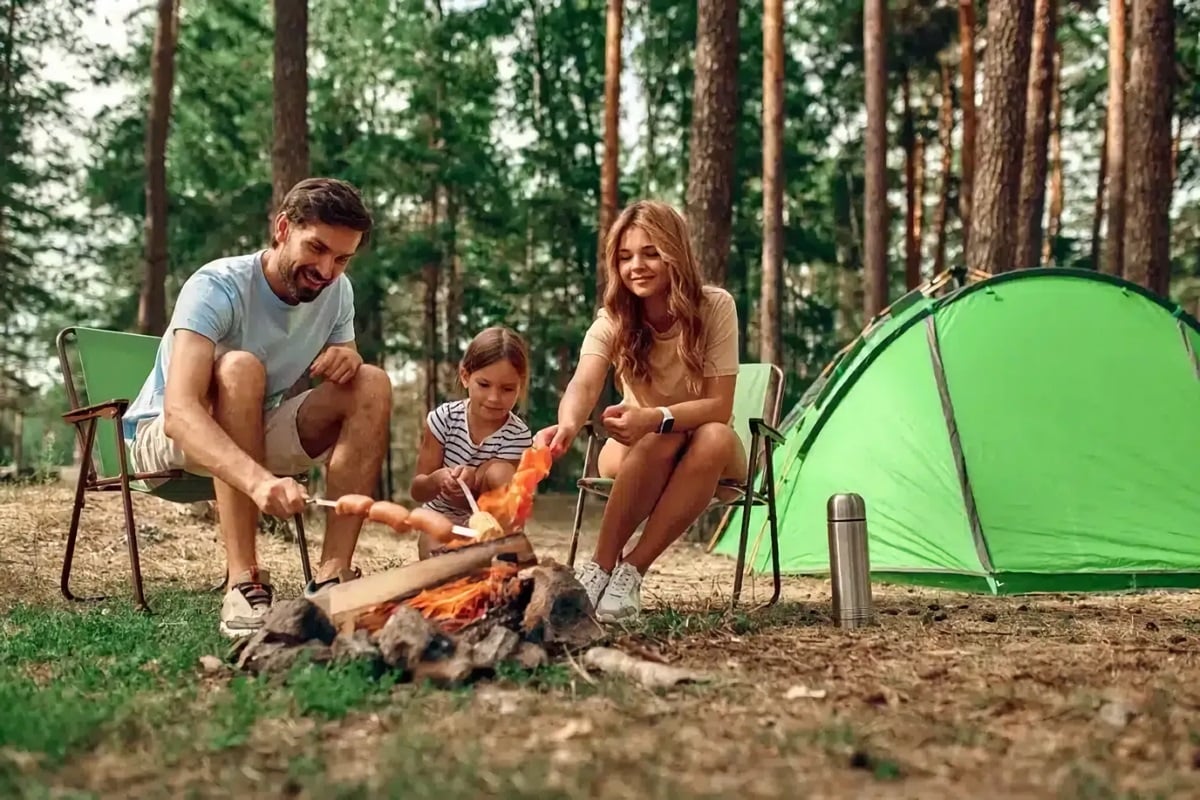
top-left (602, 200), bottom-right (706, 394)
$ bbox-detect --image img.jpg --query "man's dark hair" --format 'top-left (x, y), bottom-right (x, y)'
top-left (272, 177), bottom-right (374, 249)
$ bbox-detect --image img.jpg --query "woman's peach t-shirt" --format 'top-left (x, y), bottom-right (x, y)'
top-left (579, 285), bottom-right (740, 411)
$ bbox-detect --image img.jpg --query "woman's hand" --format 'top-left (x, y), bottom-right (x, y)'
top-left (600, 404), bottom-right (661, 446)
top-left (534, 424), bottom-right (578, 459)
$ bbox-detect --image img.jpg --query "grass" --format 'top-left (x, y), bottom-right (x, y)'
top-left (7, 484), bottom-right (1200, 797)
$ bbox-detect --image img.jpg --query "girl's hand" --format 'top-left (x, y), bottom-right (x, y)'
top-left (437, 467), bottom-right (463, 498)
top-left (600, 404), bottom-right (661, 446)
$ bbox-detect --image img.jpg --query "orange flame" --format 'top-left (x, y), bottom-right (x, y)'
top-left (403, 562), bottom-right (521, 632)
top-left (477, 445), bottom-right (553, 531)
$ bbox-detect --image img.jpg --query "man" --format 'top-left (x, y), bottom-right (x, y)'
top-left (124, 177), bottom-right (392, 638)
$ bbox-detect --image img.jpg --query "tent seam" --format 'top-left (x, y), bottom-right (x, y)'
top-left (923, 315), bottom-right (995, 574)
top-left (1179, 320), bottom-right (1200, 381)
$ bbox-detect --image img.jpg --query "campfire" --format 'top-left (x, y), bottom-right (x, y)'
top-left (228, 447), bottom-right (606, 685)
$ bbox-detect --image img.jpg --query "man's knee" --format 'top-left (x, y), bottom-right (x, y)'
top-left (213, 351), bottom-right (266, 395)
top-left (350, 364), bottom-right (392, 404)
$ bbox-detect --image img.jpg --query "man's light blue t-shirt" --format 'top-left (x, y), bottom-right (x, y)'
top-left (123, 250), bottom-right (356, 440)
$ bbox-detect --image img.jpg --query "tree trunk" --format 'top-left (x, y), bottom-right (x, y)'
top-left (1091, 108), bottom-right (1108, 269)
top-left (958, 0), bottom-right (977, 252)
top-left (1102, 0), bottom-right (1126, 276)
top-left (966, 0), bottom-right (1035, 276)
top-left (1043, 41), bottom-right (1063, 266)
top-left (271, 0), bottom-right (309, 214)
top-left (444, 193), bottom-right (461, 386)
top-left (902, 69), bottom-right (921, 290)
top-left (138, 0), bottom-right (179, 337)
top-left (685, 0), bottom-right (740, 286)
top-left (597, 0), bottom-right (622, 305)
top-left (933, 59), bottom-right (955, 276)
top-left (862, 0), bottom-right (888, 317)
top-left (1122, 0), bottom-right (1174, 296)
top-left (760, 0), bottom-right (783, 365)
top-left (1015, 0), bottom-right (1055, 270)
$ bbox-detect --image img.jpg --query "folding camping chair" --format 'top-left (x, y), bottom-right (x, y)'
top-left (55, 326), bottom-right (314, 613)
top-left (565, 363), bottom-right (786, 608)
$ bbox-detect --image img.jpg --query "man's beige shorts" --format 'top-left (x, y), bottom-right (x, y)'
top-left (127, 390), bottom-right (331, 479)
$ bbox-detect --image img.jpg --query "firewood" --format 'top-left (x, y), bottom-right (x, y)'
top-left (520, 560), bottom-right (605, 649)
top-left (581, 647), bottom-right (710, 690)
top-left (310, 533), bottom-right (537, 624)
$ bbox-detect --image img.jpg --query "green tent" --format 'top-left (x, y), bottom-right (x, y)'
top-left (712, 268), bottom-right (1200, 594)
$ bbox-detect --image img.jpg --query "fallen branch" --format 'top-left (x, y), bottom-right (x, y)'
top-left (581, 647), bottom-right (710, 690)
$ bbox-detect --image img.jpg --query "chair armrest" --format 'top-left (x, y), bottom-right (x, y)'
top-left (62, 399), bottom-right (130, 425)
top-left (749, 418), bottom-right (786, 446)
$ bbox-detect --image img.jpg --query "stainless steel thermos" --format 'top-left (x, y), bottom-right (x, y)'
top-left (826, 492), bottom-right (874, 628)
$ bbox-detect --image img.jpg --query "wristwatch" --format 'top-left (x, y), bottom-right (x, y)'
top-left (657, 406), bottom-right (675, 434)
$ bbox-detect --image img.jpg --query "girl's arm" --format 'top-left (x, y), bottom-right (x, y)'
top-left (409, 422), bottom-right (449, 502)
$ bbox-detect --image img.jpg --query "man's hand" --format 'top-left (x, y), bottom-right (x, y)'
top-left (311, 345), bottom-right (362, 384)
top-left (600, 404), bottom-right (661, 446)
top-left (251, 476), bottom-right (309, 518)
top-left (534, 424), bottom-right (577, 459)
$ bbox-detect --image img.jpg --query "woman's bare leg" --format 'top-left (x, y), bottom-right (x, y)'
top-left (623, 423), bottom-right (744, 574)
top-left (590, 433), bottom-right (687, 571)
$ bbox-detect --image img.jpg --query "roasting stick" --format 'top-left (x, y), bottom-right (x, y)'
top-left (457, 478), bottom-right (481, 514)
top-left (306, 496), bottom-right (480, 538)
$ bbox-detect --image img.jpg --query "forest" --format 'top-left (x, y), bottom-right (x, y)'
top-left (2, 0), bottom-right (1197, 490)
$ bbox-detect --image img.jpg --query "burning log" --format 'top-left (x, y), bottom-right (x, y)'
top-left (224, 544), bottom-right (608, 688)
top-left (308, 533), bottom-right (537, 626)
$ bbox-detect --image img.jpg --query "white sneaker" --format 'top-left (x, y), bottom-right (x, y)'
top-left (595, 562), bottom-right (642, 621)
top-left (220, 568), bottom-right (275, 638)
top-left (574, 560), bottom-right (611, 610)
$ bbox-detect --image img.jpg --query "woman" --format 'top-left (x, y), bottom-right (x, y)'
top-left (534, 200), bottom-right (746, 621)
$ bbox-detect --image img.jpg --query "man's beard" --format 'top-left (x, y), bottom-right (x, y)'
top-left (280, 254), bottom-right (328, 303)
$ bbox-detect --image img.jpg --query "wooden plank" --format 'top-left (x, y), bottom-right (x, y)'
top-left (309, 533), bottom-right (537, 621)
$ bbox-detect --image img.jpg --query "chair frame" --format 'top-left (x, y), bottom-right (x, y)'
top-left (566, 364), bottom-right (787, 609)
top-left (55, 327), bottom-right (313, 613)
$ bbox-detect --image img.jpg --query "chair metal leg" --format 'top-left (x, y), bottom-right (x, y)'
top-left (731, 431), bottom-right (763, 608)
top-left (293, 512), bottom-right (313, 585)
top-left (763, 440), bottom-right (782, 607)
top-left (567, 486), bottom-right (586, 568)
top-left (62, 419), bottom-right (105, 603)
top-left (113, 416), bottom-right (149, 613)
top-left (567, 429), bottom-right (597, 569)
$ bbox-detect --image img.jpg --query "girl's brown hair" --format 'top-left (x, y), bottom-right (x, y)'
top-left (460, 326), bottom-right (531, 402)
top-left (602, 200), bottom-right (706, 394)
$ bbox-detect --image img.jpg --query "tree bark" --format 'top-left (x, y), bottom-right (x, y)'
top-left (933, 59), bottom-right (955, 275)
top-left (1043, 41), bottom-right (1063, 266)
top-left (760, 0), bottom-right (783, 365)
top-left (1122, 0), bottom-right (1174, 296)
top-left (966, 0), bottom-right (1035, 275)
top-left (1091, 108), bottom-right (1107, 270)
top-left (597, 0), bottom-right (622, 305)
top-left (138, 0), bottom-right (179, 337)
top-left (685, 0), bottom-right (740, 286)
top-left (271, 0), bottom-right (309, 214)
top-left (1015, 0), bottom-right (1056, 270)
top-left (958, 0), bottom-right (977, 252)
top-left (862, 0), bottom-right (888, 317)
top-left (902, 69), bottom-right (920, 290)
top-left (1102, 0), bottom-right (1126, 276)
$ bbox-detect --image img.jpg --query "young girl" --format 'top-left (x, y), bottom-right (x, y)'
top-left (534, 200), bottom-right (746, 621)
top-left (410, 326), bottom-right (534, 558)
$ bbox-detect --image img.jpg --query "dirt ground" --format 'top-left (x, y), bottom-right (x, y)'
top-left (4, 481), bottom-right (1200, 798)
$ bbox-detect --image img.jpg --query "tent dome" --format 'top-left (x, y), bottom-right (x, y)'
top-left (714, 268), bottom-right (1200, 594)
